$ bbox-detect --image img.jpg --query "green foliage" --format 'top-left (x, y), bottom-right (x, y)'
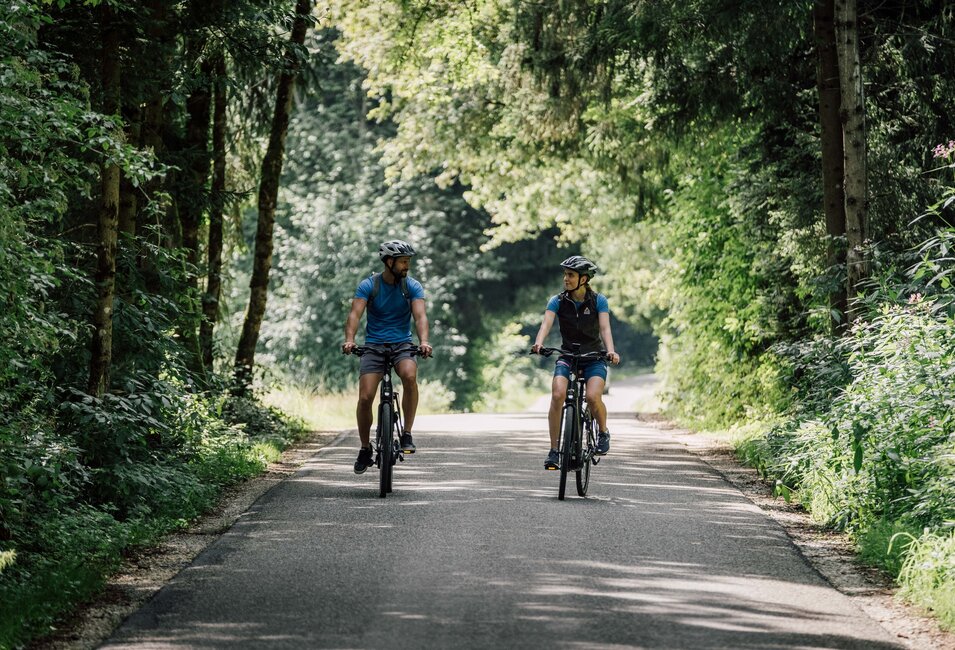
top-left (0, 4), bottom-right (319, 645)
top-left (223, 30), bottom-right (569, 409)
top-left (652, 127), bottom-right (793, 426)
top-left (762, 299), bottom-right (955, 534)
top-left (0, 383), bottom-right (304, 648)
top-left (897, 529), bottom-right (955, 628)
top-left (858, 519), bottom-right (921, 578)
top-left (0, 505), bottom-right (129, 649)
top-left (471, 322), bottom-right (542, 413)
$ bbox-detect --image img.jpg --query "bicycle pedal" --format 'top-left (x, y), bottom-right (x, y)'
top-left (402, 449), bottom-right (415, 454)
top-left (398, 454), bottom-right (404, 462)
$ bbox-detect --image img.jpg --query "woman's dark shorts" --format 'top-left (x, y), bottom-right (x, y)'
top-left (554, 357), bottom-right (608, 382)
top-left (359, 342), bottom-right (418, 376)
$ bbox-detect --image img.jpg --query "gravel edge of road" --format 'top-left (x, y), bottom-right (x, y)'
top-left (658, 417), bottom-right (955, 650)
top-left (30, 430), bottom-right (347, 650)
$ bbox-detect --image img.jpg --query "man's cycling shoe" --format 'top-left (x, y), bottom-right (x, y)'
top-left (596, 431), bottom-right (611, 456)
top-left (544, 449), bottom-right (560, 470)
top-left (354, 447), bottom-right (374, 474)
top-left (400, 432), bottom-right (416, 454)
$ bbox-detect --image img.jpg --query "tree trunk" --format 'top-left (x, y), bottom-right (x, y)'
top-left (119, 108), bottom-right (140, 237)
top-left (201, 54), bottom-right (228, 375)
top-left (88, 5), bottom-right (122, 396)
top-left (233, 0), bottom-right (313, 394)
top-left (835, 0), bottom-right (868, 320)
top-left (813, 0), bottom-right (847, 332)
top-left (181, 57), bottom-right (214, 271)
top-left (137, 0), bottom-right (170, 293)
top-left (178, 54), bottom-right (215, 375)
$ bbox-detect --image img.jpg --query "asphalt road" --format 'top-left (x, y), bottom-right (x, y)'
top-left (102, 377), bottom-right (902, 649)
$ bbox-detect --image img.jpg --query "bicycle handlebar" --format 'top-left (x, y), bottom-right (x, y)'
top-left (345, 345), bottom-right (430, 359)
top-left (531, 347), bottom-right (611, 361)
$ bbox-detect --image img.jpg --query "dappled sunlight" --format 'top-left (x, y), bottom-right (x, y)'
top-left (103, 404), bottom-right (903, 649)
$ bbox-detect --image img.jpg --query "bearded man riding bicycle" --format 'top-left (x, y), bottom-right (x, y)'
top-left (532, 256), bottom-right (620, 470)
top-left (342, 239), bottom-right (432, 474)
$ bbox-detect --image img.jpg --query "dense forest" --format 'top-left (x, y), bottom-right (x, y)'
top-left (1, 0), bottom-right (953, 645)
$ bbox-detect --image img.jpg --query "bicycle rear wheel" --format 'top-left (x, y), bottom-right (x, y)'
top-left (576, 414), bottom-right (593, 496)
top-left (378, 405), bottom-right (393, 498)
top-left (558, 405), bottom-right (575, 500)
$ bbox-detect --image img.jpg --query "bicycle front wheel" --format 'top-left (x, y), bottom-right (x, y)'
top-left (378, 405), bottom-right (393, 498)
top-left (558, 405), bottom-right (575, 500)
top-left (576, 414), bottom-right (593, 496)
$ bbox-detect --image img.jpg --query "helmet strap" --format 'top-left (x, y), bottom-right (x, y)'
top-left (565, 275), bottom-right (588, 299)
top-left (382, 258), bottom-right (396, 283)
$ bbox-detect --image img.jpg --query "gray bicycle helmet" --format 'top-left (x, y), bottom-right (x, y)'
top-left (560, 255), bottom-right (599, 278)
top-left (378, 239), bottom-right (417, 260)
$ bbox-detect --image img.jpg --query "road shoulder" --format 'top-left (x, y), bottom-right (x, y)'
top-left (653, 415), bottom-right (955, 650)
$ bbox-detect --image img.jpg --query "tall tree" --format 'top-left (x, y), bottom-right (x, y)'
top-left (181, 56), bottom-right (214, 272)
top-left (813, 0), bottom-right (847, 330)
top-left (179, 53), bottom-right (215, 374)
top-left (233, 0), bottom-right (313, 392)
top-left (88, 5), bottom-right (122, 396)
top-left (201, 54), bottom-right (228, 374)
top-left (836, 0), bottom-right (868, 317)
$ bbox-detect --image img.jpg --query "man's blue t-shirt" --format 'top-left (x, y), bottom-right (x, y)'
top-left (355, 275), bottom-right (425, 344)
top-left (546, 293), bottom-right (610, 314)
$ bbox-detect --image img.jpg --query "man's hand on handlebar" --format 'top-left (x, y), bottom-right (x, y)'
top-left (418, 342), bottom-right (433, 358)
top-left (342, 341), bottom-right (356, 355)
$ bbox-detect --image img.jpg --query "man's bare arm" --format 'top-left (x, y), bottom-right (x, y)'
top-left (342, 298), bottom-right (367, 353)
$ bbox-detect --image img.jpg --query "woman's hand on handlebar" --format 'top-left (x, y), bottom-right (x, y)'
top-left (607, 351), bottom-right (621, 365)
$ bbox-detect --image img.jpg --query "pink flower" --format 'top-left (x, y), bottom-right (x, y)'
top-left (908, 292), bottom-right (923, 304)
top-left (933, 140), bottom-right (955, 158)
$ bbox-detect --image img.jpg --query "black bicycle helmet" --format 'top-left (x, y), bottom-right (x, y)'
top-left (378, 239), bottom-right (417, 260)
top-left (560, 255), bottom-right (599, 278)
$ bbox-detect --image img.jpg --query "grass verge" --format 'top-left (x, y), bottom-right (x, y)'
top-left (0, 398), bottom-right (305, 649)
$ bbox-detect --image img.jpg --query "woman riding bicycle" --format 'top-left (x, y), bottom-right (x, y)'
top-left (342, 239), bottom-right (433, 474)
top-left (532, 255), bottom-right (620, 470)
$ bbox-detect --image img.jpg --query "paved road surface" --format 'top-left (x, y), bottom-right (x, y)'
top-left (103, 377), bottom-right (902, 649)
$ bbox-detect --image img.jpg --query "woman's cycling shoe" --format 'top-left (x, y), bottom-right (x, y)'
top-left (544, 448), bottom-right (560, 470)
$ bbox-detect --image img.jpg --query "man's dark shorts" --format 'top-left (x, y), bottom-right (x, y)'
top-left (359, 342), bottom-right (418, 376)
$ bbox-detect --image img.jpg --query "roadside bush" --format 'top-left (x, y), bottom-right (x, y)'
top-left (897, 529), bottom-right (955, 628)
top-left (767, 299), bottom-right (955, 533)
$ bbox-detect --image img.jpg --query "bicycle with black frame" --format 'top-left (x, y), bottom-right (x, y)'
top-left (346, 345), bottom-right (423, 498)
top-left (533, 344), bottom-right (611, 500)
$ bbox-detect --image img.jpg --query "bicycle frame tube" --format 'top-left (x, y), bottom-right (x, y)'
top-left (560, 356), bottom-right (589, 469)
top-left (376, 358), bottom-right (403, 445)
top-left (563, 357), bottom-right (587, 418)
